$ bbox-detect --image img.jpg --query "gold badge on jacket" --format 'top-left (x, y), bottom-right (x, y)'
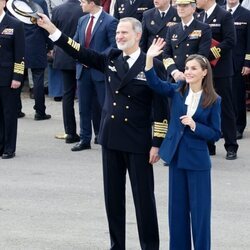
top-left (1, 28), bottom-right (14, 35)
top-left (188, 30), bottom-right (202, 39)
top-left (135, 71), bottom-right (146, 81)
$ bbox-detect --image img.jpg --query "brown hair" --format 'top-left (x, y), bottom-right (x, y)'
top-left (179, 54), bottom-right (218, 108)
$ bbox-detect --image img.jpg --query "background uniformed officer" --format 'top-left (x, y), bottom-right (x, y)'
top-left (0, 0), bottom-right (25, 159)
top-left (114, 0), bottom-right (154, 21)
top-left (162, 0), bottom-right (212, 82)
top-left (226, 0), bottom-right (250, 139)
top-left (196, 0), bottom-right (238, 160)
top-left (140, 0), bottom-right (181, 57)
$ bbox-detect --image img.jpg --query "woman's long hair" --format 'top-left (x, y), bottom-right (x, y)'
top-left (179, 54), bottom-right (218, 108)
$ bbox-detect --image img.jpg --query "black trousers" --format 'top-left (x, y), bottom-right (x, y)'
top-left (214, 77), bottom-right (238, 152)
top-left (31, 68), bottom-right (46, 115)
top-left (102, 147), bottom-right (159, 250)
top-left (0, 86), bottom-right (19, 154)
top-left (61, 70), bottom-right (77, 135)
top-left (232, 71), bottom-right (247, 134)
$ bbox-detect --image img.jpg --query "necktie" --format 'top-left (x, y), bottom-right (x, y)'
top-left (85, 15), bottom-right (95, 48)
top-left (161, 12), bottom-right (165, 19)
top-left (228, 8), bottom-right (232, 13)
top-left (203, 12), bottom-right (207, 23)
top-left (183, 25), bottom-right (188, 31)
top-left (123, 55), bottom-right (130, 73)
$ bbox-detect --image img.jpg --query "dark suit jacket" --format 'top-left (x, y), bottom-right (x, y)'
top-left (230, 5), bottom-right (250, 71)
top-left (114, 0), bottom-right (154, 22)
top-left (145, 68), bottom-right (221, 170)
top-left (23, 0), bottom-right (53, 68)
top-left (54, 34), bottom-right (168, 153)
top-left (163, 19), bottom-right (211, 76)
top-left (196, 5), bottom-right (236, 78)
top-left (140, 6), bottom-right (180, 53)
top-left (51, 0), bottom-right (84, 70)
top-left (73, 11), bottom-right (117, 81)
top-left (0, 14), bottom-right (25, 86)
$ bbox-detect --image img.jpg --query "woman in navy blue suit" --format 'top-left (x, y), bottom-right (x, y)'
top-left (145, 38), bottom-right (221, 250)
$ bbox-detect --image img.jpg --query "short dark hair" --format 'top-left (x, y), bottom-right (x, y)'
top-left (86, 0), bottom-right (101, 6)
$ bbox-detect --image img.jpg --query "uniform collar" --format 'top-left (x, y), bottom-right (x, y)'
top-left (206, 3), bottom-right (217, 18)
top-left (226, 4), bottom-right (239, 14)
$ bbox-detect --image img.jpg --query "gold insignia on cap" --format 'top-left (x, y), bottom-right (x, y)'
top-left (176, 0), bottom-right (196, 4)
top-left (67, 37), bottom-right (80, 51)
top-left (153, 120), bottom-right (168, 138)
top-left (210, 46), bottom-right (221, 59)
top-left (245, 54), bottom-right (250, 60)
top-left (163, 58), bottom-right (175, 70)
top-left (14, 61), bottom-right (25, 75)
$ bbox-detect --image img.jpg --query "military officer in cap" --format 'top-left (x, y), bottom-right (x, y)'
top-left (0, 0), bottom-right (25, 159)
top-left (114, 0), bottom-right (154, 21)
top-left (226, 0), bottom-right (250, 139)
top-left (162, 0), bottom-right (212, 82)
top-left (196, 0), bottom-right (238, 160)
top-left (140, 0), bottom-right (181, 58)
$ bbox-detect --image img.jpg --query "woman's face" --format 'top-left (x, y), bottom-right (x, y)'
top-left (184, 59), bottom-right (207, 88)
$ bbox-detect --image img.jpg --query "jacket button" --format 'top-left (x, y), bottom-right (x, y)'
top-left (113, 102), bottom-right (117, 106)
top-left (115, 91), bottom-right (119, 94)
top-left (186, 43), bottom-right (189, 46)
top-left (186, 54), bottom-right (189, 57)
top-left (126, 106), bottom-right (129, 109)
top-left (174, 55), bottom-right (177, 58)
top-left (124, 118), bottom-right (128, 122)
top-left (111, 115), bottom-right (115, 119)
top-left (128, 95), bottom-right (131, 98)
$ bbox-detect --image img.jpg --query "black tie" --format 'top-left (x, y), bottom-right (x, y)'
top-left (123, 55), bottom-right (130, 73)
top-left (161, 12), bottom-right (165, 19)
top-left (228, 8), bottom-right (232, 13)
top-left (203, 12), bottom-right (207, 23)
top-left (183, 25), bottom-right (188, 31)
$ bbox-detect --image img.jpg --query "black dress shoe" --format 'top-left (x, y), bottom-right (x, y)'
top-left (236, 131), bottom-right (243, 140)
top-left (29, 88), bottom-right (34, 99)
top-left (34, 113), bottom-right (51, 121)
top-left (94, 136), bottom-right (98, 144)
top-left (18, 111), bottom-right (25, 118)
top-left (71, 141), bottom-right (91, 151)
top-left (54, 96), bottom-right (62, 102)
top-left (2, 152), bottom-right (15, 159)
top-left (226, 151), bottom-right (237, 160)
top-left (65, 134), bottom-right (80, 144)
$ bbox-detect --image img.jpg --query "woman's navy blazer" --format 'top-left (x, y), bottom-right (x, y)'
top-left (145, 68), bottom-right (221, 170)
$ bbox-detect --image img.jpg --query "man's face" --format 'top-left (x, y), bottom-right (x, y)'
top-left (79, 0), bottom-right (92, 13)
top-left (115, 21), bottom-right (141, 52)
top-left (177, 4), bottom-right (195, 19)
top-left (227, 0), bottom-right (239, 7)
top-left (154, 0), bottom-right (170, 10)
top-left (0, 0), bottom-right (6, 15)
top-left (196, 0), bottom-right (207, 10)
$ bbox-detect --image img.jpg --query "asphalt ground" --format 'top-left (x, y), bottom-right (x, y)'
top-left (0, 93), bottom-right (249, 250)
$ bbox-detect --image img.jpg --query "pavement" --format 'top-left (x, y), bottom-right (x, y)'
top-left (0, 94), bottom-right (250, 250)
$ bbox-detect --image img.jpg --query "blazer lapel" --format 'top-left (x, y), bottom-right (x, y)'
top-left (177, 20), bottom-right (195, 45)
top-left (118, 52), bottom-right (145, 90)
top-left (113, 54), bottom-right (126, 80)
top-left (81, 17), bottom-right (89, 45)
top-left (90, 11), bottom-right (104, 43)
top-left (0, 15), bottom-right (8, 34)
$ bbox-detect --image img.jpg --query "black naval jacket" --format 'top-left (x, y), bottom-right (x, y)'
top-left (114, 0), bottom-right (154, 22)
top-left (163, 19), bottom-right (211, 76)
top-left (196, 4), bottom-right (236, 78)
top-left (140, 6), bottom-right (180, 53)
top-left (54, 34), bottom-right (168, 153)
top-left (0, 14), bottom-right (25, 86)
top-left (230, 5), bottom-right (250, 71)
